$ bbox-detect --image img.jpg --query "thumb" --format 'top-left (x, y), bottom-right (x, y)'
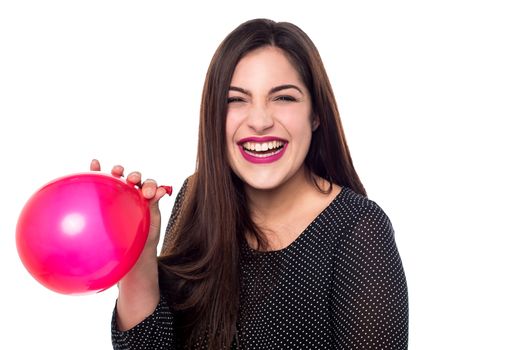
top-left (150, 186), bottom-right (169, 207)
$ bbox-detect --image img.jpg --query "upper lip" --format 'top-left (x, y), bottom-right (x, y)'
top-left (237, 136), bottom-right (288, 145)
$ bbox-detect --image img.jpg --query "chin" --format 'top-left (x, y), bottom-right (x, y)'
top-left (229, 157), bottom-right (304, 192)
top-left (239, 176), bottom-right (282, 191)
top-left (244, 181), bottom-right (281, 191)
top-left (238, 169), bottom-right (298, 192)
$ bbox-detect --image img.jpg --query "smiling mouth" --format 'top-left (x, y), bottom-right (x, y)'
top-left (237, 139), bottom-right (288, 163)
top-left (241, 140), bottom-right (285, 157)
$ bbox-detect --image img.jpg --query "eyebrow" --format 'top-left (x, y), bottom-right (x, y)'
top-left (229, 84), bottom-right (304, 96)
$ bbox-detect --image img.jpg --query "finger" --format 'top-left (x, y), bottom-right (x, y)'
top-left (90, 159), bottom-right (101, 171)
top-left (126, 171), bottom-right (142, 186)
top-left (141, 178), bottom-right (158, 199)
top-left (152, 186), bottom-right (169, 203)
top-left (111, 165), bottom-right (125, 178)
top-left (146, 187), bottom-right (170, 213)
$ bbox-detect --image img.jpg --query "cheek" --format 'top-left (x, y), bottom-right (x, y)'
top-left (275, 105), bottom-right (314, 139)
top-left (225, 112), bottom-right (245, 168)
top-left (225, 111), bottom-right (243, 141)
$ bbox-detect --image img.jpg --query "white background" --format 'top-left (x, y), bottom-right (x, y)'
top-left (1, 1), bottom-right (525, 349)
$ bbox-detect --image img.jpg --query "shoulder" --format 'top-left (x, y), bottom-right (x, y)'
top-left (332, 187), bottom-right (391, 224)
top-left (328, 187), bottom-right (395, 242)
top-left (175, 174), bottom-right (196, 199)
top-left (329, 188), bottom-right (402, 273)
top-left (169, 174), bottom-right (197, 210)
top-left (160, 174), bottom-right (196, 256)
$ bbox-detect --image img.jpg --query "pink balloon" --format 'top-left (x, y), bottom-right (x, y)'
top-left (16, 172), bottom-right (150, 295)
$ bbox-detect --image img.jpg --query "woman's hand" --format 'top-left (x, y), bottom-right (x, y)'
top-left (90, 159), bottom-right (167, 331)
top-left (90, 159), bottom-right (169, 249)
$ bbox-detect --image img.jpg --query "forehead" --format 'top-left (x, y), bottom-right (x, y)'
top-left (230, 46), bottom-right (304, 89)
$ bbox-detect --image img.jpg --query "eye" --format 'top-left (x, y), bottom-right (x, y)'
top-left (227, 97), bottom-right (246, 104)
top-left (274, 95), bottom-right (297, 102)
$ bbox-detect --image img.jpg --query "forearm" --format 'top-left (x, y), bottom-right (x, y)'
top-left (116, 244), bottom-right (160, 331)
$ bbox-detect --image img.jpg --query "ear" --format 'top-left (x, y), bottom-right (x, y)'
top-left (312, 116), bottom-right (320, 131)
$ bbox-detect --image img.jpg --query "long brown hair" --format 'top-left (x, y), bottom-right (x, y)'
top-left (158, 18), bottom-right (366, 349)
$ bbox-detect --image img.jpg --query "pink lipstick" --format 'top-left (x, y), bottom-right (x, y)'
top-left (237, 137), bottom-right (288, 164)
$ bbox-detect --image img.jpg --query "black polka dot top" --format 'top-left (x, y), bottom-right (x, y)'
top-left (111, 186), bottom-right (409, 349)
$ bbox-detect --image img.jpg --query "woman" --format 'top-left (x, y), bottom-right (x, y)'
top-left (96, 18), bottom-right (408, 349)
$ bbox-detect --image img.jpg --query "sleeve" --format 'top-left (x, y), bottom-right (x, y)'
top-left (331, 201), bottom-right (409, 349)
top-left (111, 296), bottom-right (176, 350)
top-left (110, 178), bottom-right (192, 350)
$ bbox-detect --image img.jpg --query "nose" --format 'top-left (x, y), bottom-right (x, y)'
top-left (246, 104), bottom-right (274, 133)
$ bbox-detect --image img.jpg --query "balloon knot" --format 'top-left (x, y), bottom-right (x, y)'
top-left (161, 185), bottom-right (173, 196)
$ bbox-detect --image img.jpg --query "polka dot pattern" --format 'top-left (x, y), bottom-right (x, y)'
top-left (111, 186), bottom-right (409, 349)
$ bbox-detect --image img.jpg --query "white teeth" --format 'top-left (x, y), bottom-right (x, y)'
top-left (242, 140), bottom-right (284, 151)
top-left (244, 147), bottom-right (284, 158)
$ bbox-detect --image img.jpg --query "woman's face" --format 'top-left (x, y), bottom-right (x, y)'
top-left (225, 46), bottom-right (318, 191)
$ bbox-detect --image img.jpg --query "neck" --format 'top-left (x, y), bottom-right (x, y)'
top-left (244, 166), bottom-right (316, 222)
